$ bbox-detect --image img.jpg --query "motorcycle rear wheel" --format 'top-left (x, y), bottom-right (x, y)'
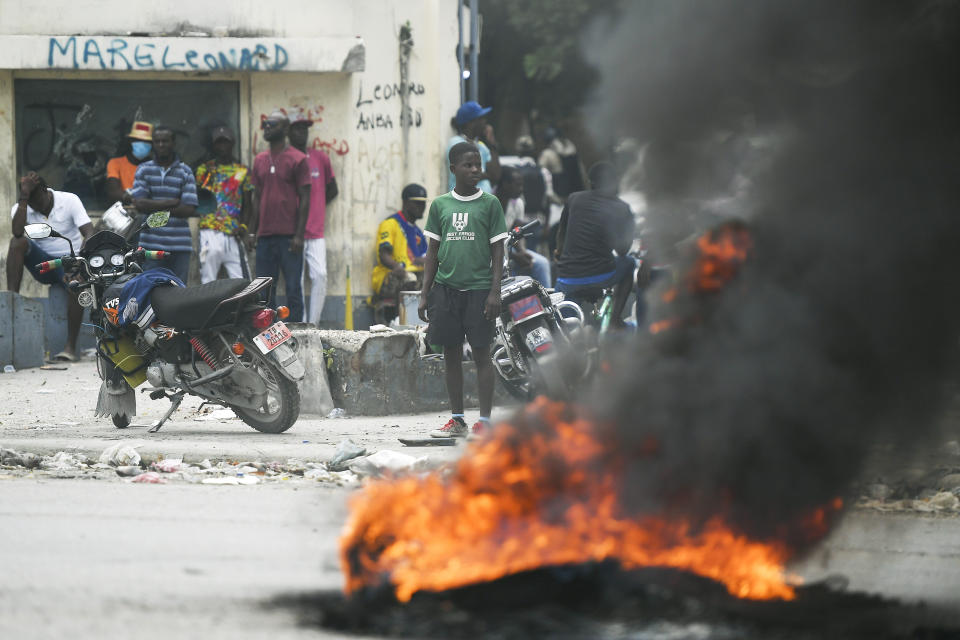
top-left (230, 355), bottom-right (300, 433)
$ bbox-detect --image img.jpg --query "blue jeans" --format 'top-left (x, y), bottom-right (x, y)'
top-left (256, 235), bottom-right (304, 322)
top-left (24, 240), bottom-right (67, 286)
top-left (143, 251), bottom-right (191, 284)
top-left (511, 249), bottom-right (552, 288)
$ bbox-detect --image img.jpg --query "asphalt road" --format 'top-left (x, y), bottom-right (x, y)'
top-left (2, 479), bottom-right (959, 639)
top-left (2, 360), bottom-right (959, 637)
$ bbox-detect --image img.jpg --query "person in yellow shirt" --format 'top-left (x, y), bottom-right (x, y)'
top-left (371, 184), bottom-right (428, 323)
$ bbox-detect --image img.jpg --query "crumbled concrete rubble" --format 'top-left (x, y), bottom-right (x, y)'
top-left (0, 445), bottom-right (432, 487)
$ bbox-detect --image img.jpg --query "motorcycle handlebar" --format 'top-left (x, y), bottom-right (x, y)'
top-left (508, 219), bottom-right (541, 243)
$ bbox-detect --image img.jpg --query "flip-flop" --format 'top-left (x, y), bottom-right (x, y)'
top-left (50, 351), bottom-right (79, 363)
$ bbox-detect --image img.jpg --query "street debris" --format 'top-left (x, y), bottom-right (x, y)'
top-left (196, 408), bottom-right (237, 422)
top-left (1, 448), bottom-right (40, 468)
top-left (202, 476), bottom-right (259, 486)
top-left (939, 473), bottom-right (960, 491)
top-left (152, 458), bottom-right (183, 473)
top-left (327, 408), bottom-right (347, 419)
top-left (328, 439), bottom-right (366, 471)
top-left (347, 450), bottom-right (425, 477)
top-left (2, 365), bottom-right (15, 374)
top-left (115, 465), bottom-right (143, 477)
top-left (130, 472), bottom-right (166, 484)
top-left (0, 446), bottom-right (419, 489)
top-left (99, 443), bottom-right (142, 467)
top-left (40, 451), bottom-right (88, 471)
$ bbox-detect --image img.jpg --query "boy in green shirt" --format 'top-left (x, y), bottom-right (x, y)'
top-left (419, 141), bottom-right (508, 438)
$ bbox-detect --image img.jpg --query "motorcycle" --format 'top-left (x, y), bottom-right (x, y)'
top-left (23, 212), bottom-right (305, 434)
top-left (492, 219), bottom-right (586, 400)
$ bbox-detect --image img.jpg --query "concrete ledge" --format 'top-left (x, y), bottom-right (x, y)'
top-left (312, 329), bottom-right (516, 415)
top-left (289, 325), bottom-right (335, 416)
top-left (0, 291), bottom-right (44, 369)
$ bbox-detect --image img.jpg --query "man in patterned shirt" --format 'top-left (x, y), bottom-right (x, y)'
top-left (195, 126), bottom-right (252, 283)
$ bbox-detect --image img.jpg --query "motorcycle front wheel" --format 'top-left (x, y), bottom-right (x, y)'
top-left (230, 350), bottom-right (301, 433)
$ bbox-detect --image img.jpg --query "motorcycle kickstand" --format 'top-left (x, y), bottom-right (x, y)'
top-left (148, 391), bottom-right (185, 433)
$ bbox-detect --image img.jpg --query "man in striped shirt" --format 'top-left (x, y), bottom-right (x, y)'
top-left (127, 125), bottom-right (198, 282)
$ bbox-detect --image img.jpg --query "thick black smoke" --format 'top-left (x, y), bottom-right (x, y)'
top-left (580, 0), bottom-right (960, 539)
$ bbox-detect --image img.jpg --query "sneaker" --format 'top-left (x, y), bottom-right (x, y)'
top-left (467, 420), bottom-right (489, 440)
top-left (430, 416), bottom-right (468, 438)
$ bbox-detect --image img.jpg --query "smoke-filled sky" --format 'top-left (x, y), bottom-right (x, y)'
top-left (581, 0), bottom-right (960, 539)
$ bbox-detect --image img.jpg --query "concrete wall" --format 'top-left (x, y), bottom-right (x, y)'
top-left (0, 0), bottom-right (461, 323)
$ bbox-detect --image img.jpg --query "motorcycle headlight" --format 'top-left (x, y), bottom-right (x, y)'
top-left (88, 255), bottom-right (105, 268)
top-left (110, 253), bottom-right (125, 266)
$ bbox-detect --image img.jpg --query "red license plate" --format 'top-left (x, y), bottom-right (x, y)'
top-left (252, 321), bottom-right (292, 354)
top-left (509, 294), bottom-right (544, 321)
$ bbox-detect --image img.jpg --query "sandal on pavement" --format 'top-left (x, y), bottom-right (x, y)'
top-left (50, 351), bottom-right (79, 363)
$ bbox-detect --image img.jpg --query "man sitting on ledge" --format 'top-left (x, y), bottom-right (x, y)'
top-left (6, 172), bottom-right (92, 362)
top-left (370, 183), bottom-right (429, 324)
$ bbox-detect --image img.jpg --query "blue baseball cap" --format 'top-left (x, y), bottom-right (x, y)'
top-left (455, 101), bottom-right (492, 127)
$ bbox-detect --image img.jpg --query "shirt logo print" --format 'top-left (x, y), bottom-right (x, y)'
top-left (452, 212), bottom-right (469, 231)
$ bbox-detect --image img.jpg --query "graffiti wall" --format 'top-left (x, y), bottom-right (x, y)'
top-left (13, 79), bottom-right (240, 210)
top-left (0, 0), bottom-right (462, 312)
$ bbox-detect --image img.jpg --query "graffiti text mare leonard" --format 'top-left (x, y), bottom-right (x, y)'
top-left (48, 36), bottom-right (289, 71)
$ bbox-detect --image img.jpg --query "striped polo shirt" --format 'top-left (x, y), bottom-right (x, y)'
top-left (130, 158), bottom-right (199, 253)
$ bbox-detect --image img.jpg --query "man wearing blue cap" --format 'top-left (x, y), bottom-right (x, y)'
top-left (447, 101), bottom-right (500, 193)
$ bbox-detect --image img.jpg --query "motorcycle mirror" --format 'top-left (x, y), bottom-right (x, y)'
top-left (146, 211), bottom-right (170, 228)
top-left (23, 223), bottom-right (54, 239)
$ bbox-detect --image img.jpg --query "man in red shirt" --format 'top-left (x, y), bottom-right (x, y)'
top-left (248, 110), bottom-right (311, 322)
top-left (287, 108), bottom-right (339, 325)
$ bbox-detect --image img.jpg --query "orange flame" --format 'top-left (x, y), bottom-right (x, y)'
top-left (649, 221), bottom-right (753, 335)
top-left (342, 399), bottom-right (836, 603)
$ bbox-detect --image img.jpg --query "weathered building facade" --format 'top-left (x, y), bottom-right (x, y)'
top-left (0, 0), bottom-right (460, 325)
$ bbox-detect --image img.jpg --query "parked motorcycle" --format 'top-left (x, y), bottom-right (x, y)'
top-left (492, 219), bottom-right (585, 400)
top-left (23, 212), bottom-right (305, 433)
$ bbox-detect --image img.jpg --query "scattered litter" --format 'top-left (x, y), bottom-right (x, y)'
top-left (304, 467), bottom-right (333, 481)
top-left (348, 450), bottom-right (424, 477)
top-left (302, 440), bottom-right (310, 444)
top-left (58, 421), bottom-right (80, 426)
top-left (368, 324), bottom-right (395, 332)
top-left (196, 408), bottom-right (237, 421)
top-left (198, 459), bottom-right (213, 470)
top-left (328, 439), bottom-right (366, 471)
top-left (235, 465), bottom-right (258, 474)
top-left (2, 365), bottom-right (15, 374)
top-left (39, 365), bottom-right (68, 371)
top-left (928, 491), bottom-right (960, 510)
top-left (39, 451), bottom-right (87, 471)
top-left (326, 408), bottom-right (347, 419)
top-left (35, 389), bottom-right (55, 394)
top-left (202, 476), bottom-right (259, 485)
top-left (130, 472), bottom-right (166, 484)
top-left (284, 458), bottom-right (307, 472)
top-left (153, 458), bottom-right (183, 473)
top-left (115, 465), bottom-right (143, 477)
top-left (99, 443), bottom-right (142, 467)
top-left (399, 437), bottom-right (456, 447)
top-left (330, 470), bottom-right (360, 486)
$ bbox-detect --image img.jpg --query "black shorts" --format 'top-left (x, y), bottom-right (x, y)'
top-left (426, 283), bottom-right (495, 348)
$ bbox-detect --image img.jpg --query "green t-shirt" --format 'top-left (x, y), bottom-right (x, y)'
top-left (423, 189), bottom-right (508, 290)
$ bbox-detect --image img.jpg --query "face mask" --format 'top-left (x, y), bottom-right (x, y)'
top-left (131, 141), bottom-right (152, 160)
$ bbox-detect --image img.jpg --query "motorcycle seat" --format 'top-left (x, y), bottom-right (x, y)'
top-left (152, 278), bottom-right (250, 329)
